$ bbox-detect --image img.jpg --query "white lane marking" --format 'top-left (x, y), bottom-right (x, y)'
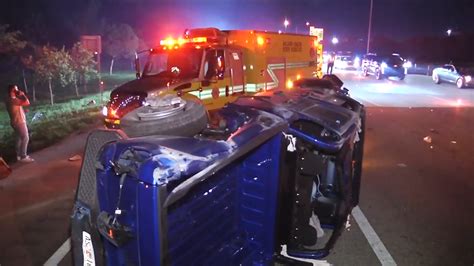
top-left (0, 192), bottom-right (74, 221)
top-left (44, 237), bottom-right (71, 266)
top-left (352, 206), bottom-right (397, 265)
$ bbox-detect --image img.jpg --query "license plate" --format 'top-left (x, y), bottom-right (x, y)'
top-left (82, 231), bottom-right (96, 266)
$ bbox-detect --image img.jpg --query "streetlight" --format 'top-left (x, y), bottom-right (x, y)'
top-left (447, 29), bottom-right (452, 36)
top-left (332, 37), bottom-right (339, 45)
top-left (284, 18), bottom-right (290, 32)
top-left (306, 21), bottom-right (310, 27)
top-left (367, 0), bottom-right (374, 53)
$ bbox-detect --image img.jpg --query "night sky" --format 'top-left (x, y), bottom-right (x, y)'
top-left (1, 0), bottom-right (473, 46)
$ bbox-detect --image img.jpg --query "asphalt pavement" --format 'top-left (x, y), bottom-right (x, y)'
top-left (336, 69), bottom-right (474, 108)
top-left (1, 71), bottom-right (473, 265)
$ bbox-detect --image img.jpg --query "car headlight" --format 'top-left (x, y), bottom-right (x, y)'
top-left (465, 75), bottom-right (472, 82)
top-left (381, 62), bottom-right (388, 68)
top-left (102, 106), bottom-right (108, 116)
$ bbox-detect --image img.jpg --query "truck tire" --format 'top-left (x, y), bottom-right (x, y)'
top-left (375, 70), bottom-right (382, 80)
top-left (121, 100), bottom-right (208, 137)
top-left (362, 67), bottom-right (368, 77)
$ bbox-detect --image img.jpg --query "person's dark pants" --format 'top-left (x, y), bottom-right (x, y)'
top-left (327, 62), bottom-right (334, 74)
top-left (12, 123), bottom-right (29, 158)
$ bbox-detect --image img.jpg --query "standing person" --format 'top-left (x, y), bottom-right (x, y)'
top-left (4, 85), bottom-right (34, 163)
top-left (327, 52), bottom-right (336, 74)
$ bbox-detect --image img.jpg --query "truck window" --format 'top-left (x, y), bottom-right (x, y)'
top-left (143, 48), bottom-right (203, 79)
top-left (204, 49), bottom-right (225, 80)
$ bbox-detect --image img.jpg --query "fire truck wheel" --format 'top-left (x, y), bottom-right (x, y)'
top-left (120, 100), bottom-right (208, 137)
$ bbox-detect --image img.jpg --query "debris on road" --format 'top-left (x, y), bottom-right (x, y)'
top-left (68, 155), bottom-right (82, 162)
top-left (450, 140), bottom-right (457, 144)
top-left (345, 214), bottom-right (352, 231)
top-left (397, 163), bottom-right (407, 168)
top-left (423, 136), bottom-right (432, 144)
top-left (429, 128), bottom-right (438, 134)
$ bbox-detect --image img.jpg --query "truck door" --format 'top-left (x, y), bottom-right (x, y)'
top-left (226, 49), bottom-right (244, 94)
top-left (200, 48), bottom-right (233, 109)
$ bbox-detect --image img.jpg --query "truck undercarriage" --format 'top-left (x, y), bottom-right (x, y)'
top-left (71, 76), bottom-right (365, 265)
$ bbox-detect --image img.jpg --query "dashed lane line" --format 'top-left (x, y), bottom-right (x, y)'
top-left (44, 238), bottom-right (70, 266)
top-left (352, 206), bottom-right (397, 265)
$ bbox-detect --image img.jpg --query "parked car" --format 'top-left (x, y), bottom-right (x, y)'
top-left (361, 53), bottom-right (405, 80)
top-left (432, 63), bottom-right (474, 88)
top-left (334, 55), bottom-right (360, 70)
top-left (71, 76), bottom-right (365, 265)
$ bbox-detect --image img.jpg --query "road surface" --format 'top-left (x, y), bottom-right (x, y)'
top-left (337, 69), bottom-right (474, 108)
top-left (1, 72), bottom-right (473, 265)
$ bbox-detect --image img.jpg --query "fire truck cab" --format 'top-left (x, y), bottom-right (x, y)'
top-left (104, 27), bottom-right (323, 128)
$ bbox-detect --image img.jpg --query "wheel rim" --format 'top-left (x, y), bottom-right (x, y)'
top-left (457, 78), bottom-right (463, 88)
top-left (433, 75), bottom-right (438, 83)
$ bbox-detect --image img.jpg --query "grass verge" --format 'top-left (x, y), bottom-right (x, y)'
top-left (0, 72), bottom-right (135, 162)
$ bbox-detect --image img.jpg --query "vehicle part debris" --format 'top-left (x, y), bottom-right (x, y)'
top-left (68, 155), bottom-right (82, 161)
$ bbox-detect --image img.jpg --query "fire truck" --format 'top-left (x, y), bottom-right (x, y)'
top-left (103, 27), bottom-right (324, 128)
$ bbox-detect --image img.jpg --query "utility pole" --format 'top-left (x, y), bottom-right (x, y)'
top-left (367, 0), bottom-right (374, 53)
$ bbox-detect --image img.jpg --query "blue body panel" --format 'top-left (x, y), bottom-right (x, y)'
top-left (86, 85), bottom-right (364, 265)
top-left (96, 106), bottom-right (285, 265)
top-left (166, 135), bottom-right (281, 265)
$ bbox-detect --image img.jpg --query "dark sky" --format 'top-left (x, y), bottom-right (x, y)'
top-left (1, 0), bottom-right (473, 45)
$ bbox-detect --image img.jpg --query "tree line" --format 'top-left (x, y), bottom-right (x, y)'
top-left (0, 23), bottom-right (140, 105)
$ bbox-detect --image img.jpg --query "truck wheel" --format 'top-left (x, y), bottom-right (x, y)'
top-left (375, 70), bottom-right (382, 80)
top-left (432, 74), bottom-right (441, 84)
top-left (362, 68), bottom-right (368, 77)
top-left (456, 78), bottom-right (464, 89)
top-left (120, 98), bottom-right (208, 137)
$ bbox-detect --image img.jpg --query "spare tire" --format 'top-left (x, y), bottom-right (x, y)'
top-left (120, 97), bottom-right (208, 137)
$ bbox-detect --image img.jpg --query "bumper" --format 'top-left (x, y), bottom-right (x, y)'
top-left (104, 118), bottom-right (121, 129)
top-left (381, 67), bottom-right (404, 77)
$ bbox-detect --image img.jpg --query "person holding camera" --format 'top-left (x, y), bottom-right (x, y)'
top-left (5, 84), bottom-right (34, 163)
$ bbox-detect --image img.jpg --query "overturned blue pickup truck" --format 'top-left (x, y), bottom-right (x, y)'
top-left (71, 76), bottom-right (365, 265)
